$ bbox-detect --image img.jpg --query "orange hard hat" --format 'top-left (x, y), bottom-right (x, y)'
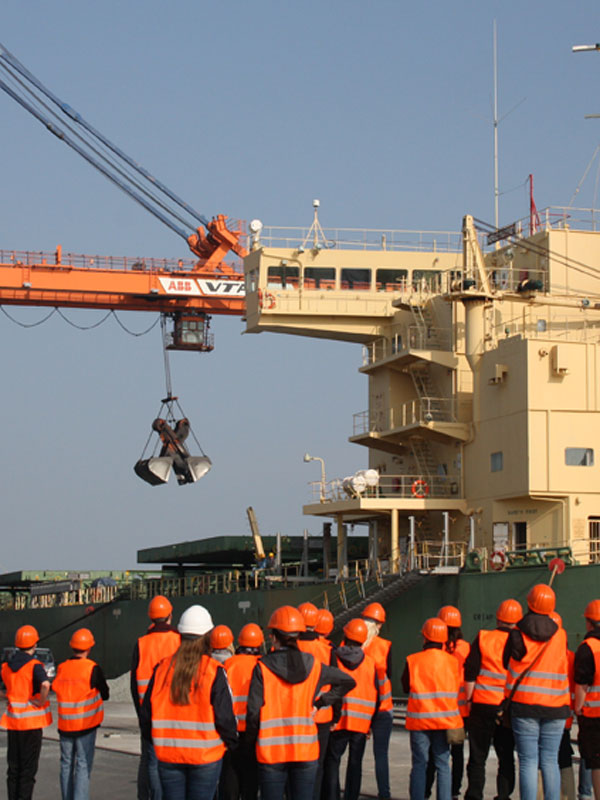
top-left (438, 605), bottom-right (462, 627)
top-left (422, 617), bottom-right (448, 643)
top-left (238, 623), bottom-right (264, 648)
top-left (496, 599), bottom-right (523, 625)
top-left (315, 609), bottom-right (334, 637)
top-left (527, 584), bottom-right (556, 615)
top-left (268, 605), bottom-right (306, 634)
top-left (70, 628), bottom-right (95, 650)
top-left (148, 595), bottom-right (173, 620)
top-left (584, 600), bottom-right (600, 622)
top-left (343, 618), bottom-right (368, 644)
top-left (298, 602), bottom-right (319, 628)
top-left (210, 625), bottom-right (234, 649)
top-left (15, 625), bottom-right (39, 649)
top-left (549, 611), bottom-right (563, 628)
top-left (362, 602), bottom-right (386, 624)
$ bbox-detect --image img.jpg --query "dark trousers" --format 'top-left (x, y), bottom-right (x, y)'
top-left (7, 728), bottom-right (43, 800)
top-left (218, 738), bottom-right (258, 800)
top-left (314, 722), bottom-right (331, 800)
top-left (464, 707), bottom-right (515, 800)
top-left (323, 730), bottom-right (367, 800)
top-left (426, 742), bottom-right (463, 798)
top-left (258, 761), bottom-right (318, 800)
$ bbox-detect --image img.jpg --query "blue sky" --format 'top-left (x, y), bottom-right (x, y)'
top-left (0, 1), bottom-right (599, 571)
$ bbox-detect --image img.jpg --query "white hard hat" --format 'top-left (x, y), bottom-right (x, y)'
top-left (177, 605), bottom-right (214, 636)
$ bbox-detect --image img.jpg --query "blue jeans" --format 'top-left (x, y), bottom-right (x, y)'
top-left (409, 730), bottom-right (451, 800)
top-left (139, 737), bottom-right (162, 800)
top-left (579, 762), bottom-right (592, 799)
top-left (258, 760), bottom-right (318, 800)
top-left (371, 710), bottom-right (394, 799)
top-left (158, 759), bottom-right (222, 800)
top-left (59, 729), bottom-right (97, 800)
top-left (512, 716), bottom-right (565, 800)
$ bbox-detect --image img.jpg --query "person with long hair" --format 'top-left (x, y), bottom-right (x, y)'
top-left (140, 605), bottom-right (238, 800)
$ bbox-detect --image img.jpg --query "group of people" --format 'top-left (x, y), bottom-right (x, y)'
top-left (405, 584), bottom-right (600, 800)
top-left (2, 584), bottom-right (600, 800)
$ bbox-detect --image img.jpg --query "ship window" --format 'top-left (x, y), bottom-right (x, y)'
top-left (565, 448), bottom-right (594, 466)
top-left (341, 268), bottom-right (371, 290)
top-left (304, 267), bottom-right (336, 289)
top-left (537, 319), bottom-right (547, 332)
top-left (412, 270), bottom-right (442, 291)
top-left (245, 270), bottom-right (257, 293)
top-left (589, 517), bottom-right (600, 563)
top-left (376, 269), bottom-right (408, 291)
top-left (267, 264), bottom-right (299, 290)
top-left (490, 451), bottom-right (503, 472)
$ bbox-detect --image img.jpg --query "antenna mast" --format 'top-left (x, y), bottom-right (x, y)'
top-left (493, 19), bottom-right (499, 231)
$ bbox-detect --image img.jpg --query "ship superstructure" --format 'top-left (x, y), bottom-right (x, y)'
top-left (244, 207), bottom-right (600, 576)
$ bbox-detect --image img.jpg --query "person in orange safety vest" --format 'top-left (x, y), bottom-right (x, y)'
top-left (245, 605), bottom-right (355, 800)
top-left (52, 627), bottom-right (109, 800)
top-left (402, 617), bottom-right (461, 800)
top-left (322, 618), bottom-right (379, 800)
top-left (0, 624), bottom-right (52, 800)
top-left (220, 623), bottom-right (265, 800)
top-left (362, 601), bottom-right (394, 800)
top-left (130, 594), bottom-right (180, 800)
top-left (574, 599), bottom-right (600, 800)
top-left (462, 598), bottom-right (522, 800)
top-left (140, 604), bottom-right (238, 800)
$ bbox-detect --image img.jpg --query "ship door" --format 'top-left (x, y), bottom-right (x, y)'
top-left (513, 522), bottom-right (527, 551)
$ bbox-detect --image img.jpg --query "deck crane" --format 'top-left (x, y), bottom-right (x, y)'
top-left (0, 43), bottom-right (249, 485)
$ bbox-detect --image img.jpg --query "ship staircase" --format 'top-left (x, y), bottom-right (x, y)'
top-left (319, 570), bottom-right (428, 635)
top-left (409, 436), bottom-right (438, 484)
top-left (409, 301), bottom-right (445, 351)
top-left (408, 363), bottom-right (448, 422)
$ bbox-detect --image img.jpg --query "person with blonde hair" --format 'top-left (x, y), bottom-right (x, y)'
top-left (140, 605), bottom-right (238, 799)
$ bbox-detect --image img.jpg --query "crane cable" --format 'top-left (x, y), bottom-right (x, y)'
top-left (0, 305), bottom-right (160, 335)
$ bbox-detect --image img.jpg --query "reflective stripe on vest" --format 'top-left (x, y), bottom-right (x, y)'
top-left (53, 658), bottom-right (104, 733)
top-left (581, 638), bottom-right (600, 718)
top-left (151, 655), bottom-right (225, 765)
top-left (0, 660), bottom-right (52, 731)
top-left (472, 629), bottom-right (510, 706)
top-left (225, 653), bottom-right (260, 732)
top-left (135, 629), bottom-right (181, 705)
top-left (406, 649), bottom-right (461, 731)
top-left (256, 655), bottom-right (320, 764)
top-left (334, 653), bottom-right (378, 734)
top-left (364, 636), bottom-right (393, 712)
top-left (506, 628), bottom-right (569, 708)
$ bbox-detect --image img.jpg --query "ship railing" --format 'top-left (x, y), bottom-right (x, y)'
top-left (353, 399), bottom-right (456, 435)
top-left (362, 325), bottom-right (453, 366)
top-left (411, 540), bottom-right (467, 570)
top-left (254, 226), bottom-right (463, 253)
top-left (4, 583), bottom-right (121, 611)
top-left (494, 313), bottom-right (600, 343)
top-left (514, 206), bottom-right (600, 234)
top-left (309, 473), bottom-right (461, 503)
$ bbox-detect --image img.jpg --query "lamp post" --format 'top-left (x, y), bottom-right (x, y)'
top-left (303, 453), bottom-right (326, 502)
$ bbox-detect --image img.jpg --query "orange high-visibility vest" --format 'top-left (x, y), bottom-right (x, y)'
top-left (333, 653), bottom-right (378, 734)
top-left (581, 638), bottom-right (600, 718)
top-left (506, 628), bottom-right (569, 709)
top-left (151, 655), bottom-right (225, 765)
top-left (298, 637), bottom-right (333, 723)
top-left (0, 660), bottom-right (52, 731)
top-left (566, 649), bottom-right (575, 729)
top-left (225, 653), bottom-right (260, 732)
top-left (405, 648), bottom-right (461, 731)
top-left (256, 654), bottom-right (320, 764)
top-left (53, 658), bottom-right (103, 733)
top-left (364, 636), bottom-right (393, 712)
top-left (472, 629), bottom-right (510, 706)
top-left (135, 629), bottom-right (180, 705)
top-left (450, 638), bottom-right (470, 718)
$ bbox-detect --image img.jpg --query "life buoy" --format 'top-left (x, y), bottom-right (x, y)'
top-left (490, 550), bottom-right (507, 571)
top-left (257, 290), bottom-right (276, 310)
top-left (411, 479), bottom-right (429, 498)
top-left (258, 289), bottom-right (263, 308)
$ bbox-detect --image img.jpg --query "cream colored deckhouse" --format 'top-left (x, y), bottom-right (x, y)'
top-left (243, 207), bottom-right (600, 575)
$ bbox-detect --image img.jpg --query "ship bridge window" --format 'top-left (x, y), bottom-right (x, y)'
top-left (490, 451), bottom-right (503, 472)
top-left (341, 268), bottom-right (372, 290)
top-left (376, 269), bottom-right (408, 291)
top-left (412, 270), bottom-right (442, 291)
top-left (303, 267), bottom-right (336, 289)
top-left (267, 264), bottom-right (299, 290)
top-left (245, 270), bottom-right (258, 293)
top-left (565, 447), bottom-right (594, 466)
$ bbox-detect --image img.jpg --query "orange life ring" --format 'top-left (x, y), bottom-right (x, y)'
top-left (490, 550), bottom-right (507, 571)
top-left (263, 291), bottom-right (276, 309)
top-left (411, 479), bottom-right (429, 498)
